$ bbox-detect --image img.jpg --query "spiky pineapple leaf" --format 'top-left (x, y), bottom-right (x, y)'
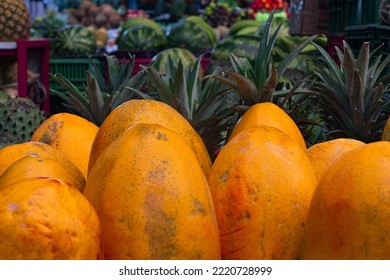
top-left (85, 71), bottom-right (105, 125)
top-left (311, 41), bottom-right (345, 91)
top-left (255, 10), bottom-right (282, 90)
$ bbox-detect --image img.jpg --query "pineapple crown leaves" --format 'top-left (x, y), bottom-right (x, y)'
top-left (128, 53), bottom-right (233, 126)
top-left (51, 53), bottom-right (147, 126)
top-left (205, 9), bottom-right (317, 108)
top-left (126, 53), bottom-right (238, 158)
top-left (307, 40), bottom-right (390, 141)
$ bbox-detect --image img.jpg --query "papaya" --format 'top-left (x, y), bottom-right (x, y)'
top-left (208, 125), bottom-right (317, 259)
top-left (88, 99), bottom-right (211, 177)
top-left (31, 112), bottom-right (99, 180)
top-left (0, 177), bottom-right (101, 259)
top-left (305, 138), bottom-right (365, 182)
top-left (228, 102), bottom-right (307, 150)
top-left (0, 156), bottom-right (85, 192)
top-left (84, 123), bottom-right (220, 260)
top-left (301, 141), bottom-right (390, 259)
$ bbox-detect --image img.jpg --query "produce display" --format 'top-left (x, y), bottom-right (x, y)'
top-left (67, 1), bottom-right (122, 28)
top-left (1, 0), bottom-right (390, 262)
top-left (166, 16), bottom-right (216, 52)
top-left (116, 17), bottom-right (167, 51)
top-left (51, 25), bottom-right (98, 56)
top-left (0, 92), bottom-right (46, 148)
top-left (150, 47), bottom-right (197, 73)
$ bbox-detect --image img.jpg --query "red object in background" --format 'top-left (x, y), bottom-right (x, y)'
top-left (250, 0), bottom-right (286, 13)
top-left (0, 39), bottom-right (50, 113)
top-left (327, 35), bottom-right (344, 65)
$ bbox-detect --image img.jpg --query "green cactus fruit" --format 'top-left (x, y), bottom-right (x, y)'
top-left (0, 93), bottom-right (46, 148)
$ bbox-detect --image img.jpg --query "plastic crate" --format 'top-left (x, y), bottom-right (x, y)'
top-left (362, 0), bottom-right (380, 24)
top-left (49, 57), bottom-right (102, 95)
top-left (345, 24), bottom-right (390, 55)
top-left (328, 0), bottom-right (379, 35)
top-left (328, 0), bottom-right (363, 35)
top-left (345, 24), bottom-right (390, 74)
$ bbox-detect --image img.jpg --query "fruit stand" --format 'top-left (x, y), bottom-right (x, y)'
top-left (1, 0), bottom-right (390, 262)
top-left (0, 39), bottom-right (50, 112)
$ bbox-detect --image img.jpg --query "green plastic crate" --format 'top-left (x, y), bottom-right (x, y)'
top-left (362, 0), bottom-right (380, 25)
top-left (345, 24), bottom-right (390, 54)
top-left (345, 24), bottom-right (390, 74)
top-left (329, 0), bottom-right (379, 35)
top-left (49, 57), bottom-right (102, 95)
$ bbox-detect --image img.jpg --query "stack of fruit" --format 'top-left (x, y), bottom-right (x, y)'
top-left (67, 1), bottom-right (121, 29)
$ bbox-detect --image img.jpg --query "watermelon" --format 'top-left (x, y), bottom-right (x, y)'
top-left (166, 19), bottom-right (215, 53)
top-left (117, 25), bottom-right (166, 52)
top-left (211, 34), bottom-right (261, 63)
top-left (150, 48), bottom-right (197, 74)
top-left (117, 17), bottom-right (164, 45)
top-left (52, 25), bottom-right (97, 56)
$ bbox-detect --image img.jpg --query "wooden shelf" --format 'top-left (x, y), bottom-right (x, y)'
top-left (0, 39), bottom-right (50, 113)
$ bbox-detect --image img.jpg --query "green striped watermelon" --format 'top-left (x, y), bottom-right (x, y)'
top-left (211, 34), bottom-right (261, 63)
top-left (52, 25), bottom-right (97, 56)
top-left (117, 25), bottom-right (166, 52)
top-left (117, 17), bottom-right (165, 45)
top-left (150, 48), bottom-right (197, 74)
top-left (166, 20), bottom-right (214, 53)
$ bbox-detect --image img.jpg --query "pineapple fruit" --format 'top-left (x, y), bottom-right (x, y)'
top-left (0, 0), bottom-right (31, 42)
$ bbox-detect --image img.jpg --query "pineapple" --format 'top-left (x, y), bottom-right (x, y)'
top-left (129, 54), bottom-right (240, 160)
top-left (0, 0), bottom-right (31, 42)
top-left (307, 41), bottom-right (390, 143)
top-left (50, 53), bottom-right (147, 126)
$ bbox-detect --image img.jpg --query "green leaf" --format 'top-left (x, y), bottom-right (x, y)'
top-left (277, 35), bottom-right (318, 79)
top-left (145, 66), bottom-right (175, 106)
top-left (86, 71), bottom-right (105, 125)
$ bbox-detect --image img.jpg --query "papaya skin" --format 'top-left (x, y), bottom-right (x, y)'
top-left (305, 138), bottom-right (365, 182)
top-left (31, 112), bottom-right (99, 180)
top-left (88, 99), bottom-right (211, 177)
top-left (301, 141), bottom-right (390, 260)
top-left (0, 177), bottom-right (102, 260)
top-left (208, 126), bottom-right (317, 259)
top-left (84, 123), bottom-right (220, 260)
top-left (0, 156), bottom-right (85, 192)
top-left (0, 142), bottom-right (85, 191)
top-left (228, 102), bottom-right (307, 150)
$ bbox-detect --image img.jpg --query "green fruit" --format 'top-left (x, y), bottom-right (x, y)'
top-left (116, 17), bottom-right (165, 46)
top-left (212, 34), bottom-right (261, 63)
top-left (118, 25), bottom-right (166, 52)
top-left (52, 25), bottom-right (97, 56)
top-left (150, 48), bottom-right (197, 74)
top-left (166, 19), bottom-right (214, 52)
top-left (229, 19), bottom-right (261, 35)
top-left (185, 16), bottom-right (217, 45)
top-left (0, 94), bottom-right (46, 148)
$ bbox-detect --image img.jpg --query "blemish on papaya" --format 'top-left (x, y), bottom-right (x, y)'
top-left (156, 132), bottom-right (168, 141)
top-left (191, 198), bottom-right (208, 216)
top-left (48, 121), bottom-right (63, 133)
top-left (143, 192), bottom-right (178, 259)
top-left (39, 132), bottom-right (54, 145)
